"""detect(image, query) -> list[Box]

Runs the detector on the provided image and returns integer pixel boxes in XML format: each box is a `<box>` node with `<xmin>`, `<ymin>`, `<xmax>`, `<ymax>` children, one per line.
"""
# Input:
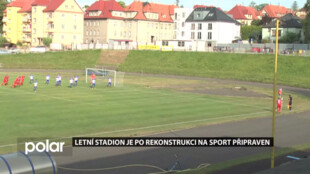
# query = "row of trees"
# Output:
<box><xmin>249</xmin><ymin>1</ymin><xmax>299</xmax><ymax>12</ymax></box>
<box><xmin>304</xmin><ymin>0</ymin><xmax>310</xmax><ymax>43</ymax></box>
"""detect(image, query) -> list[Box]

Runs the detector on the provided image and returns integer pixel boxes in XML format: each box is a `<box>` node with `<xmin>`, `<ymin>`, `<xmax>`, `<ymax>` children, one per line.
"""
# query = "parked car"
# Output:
<box><xmin>30</xmin><ymin>46</ymin><xmax>46</xmax><ymax>53</ymax></box>
<box><xmin>251</xmin><ymin>47</ymin><xmax>261</xmax><ymax>53</ymax></box>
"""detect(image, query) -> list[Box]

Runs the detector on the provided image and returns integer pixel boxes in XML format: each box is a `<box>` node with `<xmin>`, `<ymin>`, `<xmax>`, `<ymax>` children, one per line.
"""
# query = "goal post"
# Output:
<box><xmin>85</xmin><ymin>68</ymin><xmax>124</xmax><ymax>87</ymax></box>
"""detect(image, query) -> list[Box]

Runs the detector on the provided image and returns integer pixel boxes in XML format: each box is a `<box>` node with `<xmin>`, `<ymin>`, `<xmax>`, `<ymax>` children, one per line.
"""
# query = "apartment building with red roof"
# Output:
<box><xmin>227</xmin><ymin>5</ymin><xmax>262</xmax><ymax>25</ymax></box>
<box><xmin>3</xmin><ymin>0</ymin><xmax>84</xmax><ymax>46</ymax></box>
<box><xmin>260</xmin><ymin>5</ymin><xmax>294</xmax><ymax>18</ymax></box>
<box><xmin>84</xmin><ymin>0</ymin><xmax>176</xmax><ymax>44</ymax></box>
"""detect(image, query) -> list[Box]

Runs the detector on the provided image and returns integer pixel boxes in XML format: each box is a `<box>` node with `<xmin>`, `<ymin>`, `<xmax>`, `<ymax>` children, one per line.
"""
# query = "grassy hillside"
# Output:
<box><xmin>0</xmin><ymin>50</ymin><xmax>101</xmax><ymax>69</ymax></box>
<box><xmin>118</xmin><ymin>51</ymin><xmax>310</xmax><ymax>88</ymax></box>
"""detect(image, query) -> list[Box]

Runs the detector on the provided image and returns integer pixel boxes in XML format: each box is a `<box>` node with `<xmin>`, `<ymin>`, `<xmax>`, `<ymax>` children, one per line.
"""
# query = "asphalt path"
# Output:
<box><xmin>56</xmin><ymin>110</ymin><xmax>310</xmax><ymax>174</ymax></box>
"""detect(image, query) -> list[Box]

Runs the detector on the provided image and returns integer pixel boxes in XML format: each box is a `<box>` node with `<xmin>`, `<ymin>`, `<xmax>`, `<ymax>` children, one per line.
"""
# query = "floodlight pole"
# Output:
<box><xmin>271</xmin><ymin>19</ymin><xmax>279</xmax><ymax>169</ymax></box>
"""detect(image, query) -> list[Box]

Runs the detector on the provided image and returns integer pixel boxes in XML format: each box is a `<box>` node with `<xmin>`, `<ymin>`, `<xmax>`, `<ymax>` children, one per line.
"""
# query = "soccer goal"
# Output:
<box><xmin>85</xmin><ymin>68</ymin><xmax>124</xmax><ymax>87</ymax></box>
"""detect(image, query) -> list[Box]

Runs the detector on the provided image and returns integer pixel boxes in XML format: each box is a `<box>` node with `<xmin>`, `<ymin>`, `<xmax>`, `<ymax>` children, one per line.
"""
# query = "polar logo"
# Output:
<box><xmin>25</xmin><ymin>139</ymin><xmax>65</xmax><ymax>154</ymax></box>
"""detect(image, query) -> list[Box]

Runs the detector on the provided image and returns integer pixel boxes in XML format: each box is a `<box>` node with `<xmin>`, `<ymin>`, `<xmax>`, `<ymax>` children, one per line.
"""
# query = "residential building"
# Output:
<box><xmin>174</xmin><ymin>8</ymin><xmax>192</xmax><ymax>40</ymax></box>
<box><xmin>262</xmin><ymin>13</ymin><xmax>303</xmax><ymax>42</ymax></box>
<box><xmin>84</xmin><ymin>0</ymin><xmax>176</xmax><ymax>44</ymax></box>
<box><xmin>227</xmin><ymin>5</ymin><xmax>262</xmax><ymax>25</ymax></box>
<box><xmin>2</xmin><ymin>0</ymin><xmax>84</xmax><ymax>46</ymax></box>
<box><xmin>260</xmin><ymin>5</ymin><xmax>294</xmax><ymax>19</ymax></box>
<box><xmin>296</xmin><ymin>8</ymin><xmax>307</xmax><ymax>19</ymax></box>
<box><xmin>84</xmin><ymin>0</ymin><xmax>126</xmax><ymax>44</ymax></box>
<box><xmin>185</xmin><ymin>7</ymin><xmax>241</xmax><ymax>46</ymax></box>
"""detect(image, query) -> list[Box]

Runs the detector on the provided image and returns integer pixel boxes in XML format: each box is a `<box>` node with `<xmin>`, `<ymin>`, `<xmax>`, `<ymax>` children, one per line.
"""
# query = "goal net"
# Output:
<box><xmin>85</xmin><ymin>68</ymin><xmax>124</xmax><ymax>87</ymax></box>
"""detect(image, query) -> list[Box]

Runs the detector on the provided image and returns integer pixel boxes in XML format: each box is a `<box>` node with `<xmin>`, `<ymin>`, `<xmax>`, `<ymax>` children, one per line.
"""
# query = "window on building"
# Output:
<box><xmin>62</xmin><ymin>24</ymin><xmax>65</xmax><ymax>29</ymax></box>
<box><xmin>208</xmin><ymin>32</ymin><xmax>212</xmax><ymax>40</ymax></box>
<box><xmin>183</xmin><ymin>12</ymin><xmax>186</xmax><ymax>18</ymax></box>
<box><xmin>182</xmin><ymin>22</ymin><xmax>185</xmax><ymax>27</ymax></box>
<box><xmin>175</xmin><ymin>13</ymin><xmax>177</xmax><ymax>20</ymax></box>
<box><xmin>129</xmin><ymin>32</ymin><xmax>131</xmax><ymax>37</ymax></box>
<box><xmin>73</xmin><ymin>35</ymin><xmax>76</xmax><ymax>40</ymax></box>
<box><xmin>61</xmin><ymin>35</ymin><xmax>64</xmax><ymax>40</ymax></box>
<box><xmin>89</xmin><ymin>30</ymin><xmax>92</xmax><ymax>36</ymax></box>
<box><xmin>74</xmin><ymin>15</ymin><xmax>77</xmax><ymax>21</ymax></box>
<box><xmin>114</xmin><ymin>22</ymin><xmax>117</xmax><ymax>27</ymax></box>
<box><xmin>182</xmin><ymin>31</ymin><xmax>184</xmax><ymax>37</ymax></box>
<box><xmin>191</xmin><ymin>24</ymin><xmax>195</xmax><ymax>30</ymax></box>
<box><xmin>33</xmin><ymin>28</ymin><xmax>36</xmax><ymax>34</ymax></box>
<box><xmin>62</xmin><ymin>14</ymin><xmax>65</xmax><ymax>18</ymax></box>
<box><xmin>71</xmin><ymin>5</ymin><xmax>74</xmax><ymax>9</ymax></box>
<box><xmin>198</xmin><ymin>23</ymin><xmax>202</xmax><ymax>30</ymax></box>
<box><xmin>198</xmin><ymin>32</ymin><xmax>202</xmax><ymax>39</ymax></box>
<box><xmin>86</xmin><ymin>31</ymin><xmax>88</xmax><ymax>36</ymax></box>
<box><xmin>114</xmin><ymin>31</ymin><xmax>117</xmax><ymax>36</ymax></box>
<box><xmin>191</xmin><ymin>32</ymin><xmax>195</xmax><ymax>39</ymax></box>
<box><xmin>162</xmin><ymin>41</ymin><xmax>168</xmax><ymax>46</ymax></box>
<box><xmin>178</xmin><ymin>41</ymin><xmax>185</xmax><ymax>47</ymax></box>
<box><xmin>208</xmin><ymin>23</ymin><xmax>212</xmax><ymax>30</ymax></box>
<box><xmin>33</xmin><ymin>18</ymin><xmax>36</xmax><ymax>23</ymax></box>
<box><xmin>74</xmin><ymin>25</ymin><xmax>77</xmax><ymax>30</ymax></box>
<box><xmin>208</xmin><ymin>42</ymin><xmax>212</xmax><ymax>47</ymax></box>
<box><xmin>65</xmin><ymin>5</ymin><xmax>68</xmax><ymax>9</ymax></box>
<box><xmin>97</xmin><ymin>21</ymin><xmax>99</xmax><ymax>26</ymax></box>
<box><xmin>86</xmin><ymin>39</ymin><xmax>88</xmax><ymax>44</ymax></box>
<box><xmin>272</xmin><ymin>30</ymin><xmax>282</xmax><ymax>37</ymax></box>
<box><xmin>33</xmin><ymin>38</ymin><xmax>36</xmax><ymax>43</ymax></box>
<box><xmin>33</xmin><ymin>7</ymin><xmax>36</xmax><ymax>13</ymax></box>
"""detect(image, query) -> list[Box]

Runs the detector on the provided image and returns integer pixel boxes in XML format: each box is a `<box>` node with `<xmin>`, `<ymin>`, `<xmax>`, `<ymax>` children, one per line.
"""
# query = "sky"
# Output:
<box><xmin>76</xmin><ymin>0</ymin><xmax>307</xmax><ymax>11</ymax></box>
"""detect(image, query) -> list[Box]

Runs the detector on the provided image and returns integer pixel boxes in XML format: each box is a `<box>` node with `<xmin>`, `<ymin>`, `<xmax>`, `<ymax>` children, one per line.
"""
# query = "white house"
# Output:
<box><xmin>174</xmin><ymin>8</ymin><xmax>193</xmax><ymax>40</ymax></box>
<box><xmin>185</xmin><ymin>7</ymin><xmax>241</xmax><ymax>49</ymax></box>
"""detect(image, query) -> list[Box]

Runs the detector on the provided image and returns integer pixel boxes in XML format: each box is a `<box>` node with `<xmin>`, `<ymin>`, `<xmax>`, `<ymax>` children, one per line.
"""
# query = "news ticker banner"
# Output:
<box><xmin>73</xmin><ymin>137</ymin><xmax>274</xmax><ymax>147</ymax></box>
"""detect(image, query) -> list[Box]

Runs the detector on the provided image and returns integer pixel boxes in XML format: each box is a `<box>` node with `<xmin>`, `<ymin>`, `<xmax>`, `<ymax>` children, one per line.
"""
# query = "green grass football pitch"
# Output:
<box><xmin>0</xmin><ymin>73</ymin><xmax>270</xmax><ymax>153</ymax></box>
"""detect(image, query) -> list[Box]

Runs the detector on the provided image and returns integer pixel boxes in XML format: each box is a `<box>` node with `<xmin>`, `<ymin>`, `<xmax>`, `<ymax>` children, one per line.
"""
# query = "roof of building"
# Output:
<box><xmin>261</xmin><ymin>5</ymin><xmax>294</xmax><ymax>18</ymax></box>
<box><xmin>263</xmin><ymin>13</ymin><xmax>302</xmax><ymax>28</ymax></box>
<box><xmin>186</xmin><ymin>7</ymin><xmax>241</xmax><ymax>25</ymax></box>
<box><xmin>31</xmin><ymin>0</ymin><xmax>50</xmax><ymax>6</ymax></box>
<box><xmin>43</xmin><ymin>0</ymin><xmax>65</xmax><ymax>12</ymax></box>
<box><xmin>194</xmin><ymin>5</ymin><xmax>223</xmax><ymax>11</ymax></box>
<box><xmin>6</xmin><ymin>0</ymin><xmax>72</xmax><ymax>13</ymax></box>
<box><xmin>85</xmin><ymin>0</ymin><xmax>124</xmax><ymax>19</ymax></box>
<box><xmin>227</xmin><ymin>5</ymin><xmax>261</xmax><ymax>20</ymax></box>
<box><xmin>125</xmin><ymin>1</ymin><xmax>176</xmax><ymax>22</ymax></box>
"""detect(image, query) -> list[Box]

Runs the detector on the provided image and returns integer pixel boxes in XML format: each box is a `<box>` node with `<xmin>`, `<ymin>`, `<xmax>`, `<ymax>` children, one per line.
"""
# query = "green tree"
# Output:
<box><xmin>255</xmin><ymin>3</ymin><xmax>268</xmax><ymax>11</ymax></box>
<box><xmin>304</xmin><ymin>0</ymin><xmax>310</xmax><ymax>12</ymax></box>
<box><xmin>249</xmin><ymin>1</ymin><xmax>256</xmax><ymax>8</ymax></box>
<box><xmin>83</xmin><ymin>5</ymin><xmax>89</xmax><ymax>10</ymax></box>
<box><xmin>292</xmin><ymin>1</ymin><xmax>298</xmax><ymax>12</ymax></box>
<box><xmin>43</xmin><ymin>37</ymin><xmax>52</xmax><ymax>47</ymax></box>
<box><xmin>0</xmin><ymin>0</ymin><xmax>9</xmax><ymax>34</ymax></box>
<box><xmin>279</xmin><ymin>32</ymin><xmax>301</xmax><ymax>43</ymax></box>
<box><xmin>303</xmin><ymin>14</ymin><xmax>310</xmax><ymax>43</ymax></box>
<box><xmin>117</xmin><ymin>1</ymin><xmax>126</xmax><ymax>8</ymax></box>
<box><xmin>0</xmin><ymin>36</ymin><xmax>7</xmax><ymax>47</ymax></box>
<box><xmin>251</xmin><ymin>19</ymin><xmax>261</xmax><ymax>26</ymax></box>
<box><xmin>241</xmin><ymin>25</ymin><xmax>262</xmax><ymax>42</ymax></box>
